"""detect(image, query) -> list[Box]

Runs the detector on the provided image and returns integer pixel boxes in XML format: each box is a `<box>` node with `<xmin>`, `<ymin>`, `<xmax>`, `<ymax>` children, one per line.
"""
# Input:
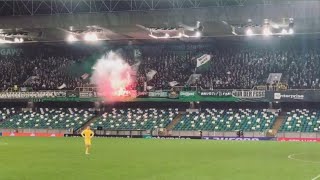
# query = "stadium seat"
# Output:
<box><xmin>279</xmin><ymin>109</ymin><xmax>320</xmax><ymax>132</ymax></box>
<box><xmin>0</xmin><ymin>108</ymin><xmax>95</xmax><ymax>130</ymax></box>
<box><xmin>91</xmin><ymin>108</ymin><xmax>178</xmax><ymax>130</ymax></box>
<box><xmin>173</xmin><ymin>109</ymin><xmax>277</xmax><ymax>132</ymax></box>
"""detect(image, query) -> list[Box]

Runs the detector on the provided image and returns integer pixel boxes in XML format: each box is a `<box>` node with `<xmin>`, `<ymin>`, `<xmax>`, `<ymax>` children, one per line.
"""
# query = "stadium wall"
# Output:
<box><xmin>277</xmin><ymin>132</ymin><xmax>320</xmax><ymax>138</ymax></box>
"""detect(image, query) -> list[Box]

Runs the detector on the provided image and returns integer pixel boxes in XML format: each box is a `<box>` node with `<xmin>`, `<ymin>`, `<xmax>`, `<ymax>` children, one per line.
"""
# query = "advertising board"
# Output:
<box><xmin>277</xmin><ymin>137</ymin><xmax>320</xmax><ymax>142</ymax></box>
<box><xmin>2</xmin><ymin>132</ymin><xmax>64</xmax><ymax>137</ymax></box>
<box><xmin>202</xmin><ymin>136</ymin><xmax>274</xmax><ymax>141</ymax></box>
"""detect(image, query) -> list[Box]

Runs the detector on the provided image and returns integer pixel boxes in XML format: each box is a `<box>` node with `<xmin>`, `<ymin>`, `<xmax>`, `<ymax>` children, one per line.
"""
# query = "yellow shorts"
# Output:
<box><xmin>84</xmin><ymin>139</ymin><xmax>91</xmax><ymax>146</ymax></box>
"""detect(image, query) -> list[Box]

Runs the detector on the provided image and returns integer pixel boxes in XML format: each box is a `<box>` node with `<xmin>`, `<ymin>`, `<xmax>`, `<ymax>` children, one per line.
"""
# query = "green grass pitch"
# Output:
<box><xmin>1</xmin><ymin>137</ymin><xmax>320</xmax><ymax>180</ymax></box>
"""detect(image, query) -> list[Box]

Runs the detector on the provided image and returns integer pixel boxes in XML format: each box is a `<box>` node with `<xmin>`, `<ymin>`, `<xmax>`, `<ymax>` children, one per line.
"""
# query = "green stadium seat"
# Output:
<box><xmin>0</xmin><ymin>108</ymin><xmax>94</xmax><ymax>130</ymax></box>
<box><xmin>279</xmin><ymin>109</ymin><xmax>320</xmax><ymax>132</ymax></box>
<box><xmin>92</xmin><ymin>108</ymin><xmax>178</xmax><ymax>130</ymax></box>
<box><xmin>173</xmin><ymin>109</ymin><xmax>277</xmax><ymax>132</ymax></box>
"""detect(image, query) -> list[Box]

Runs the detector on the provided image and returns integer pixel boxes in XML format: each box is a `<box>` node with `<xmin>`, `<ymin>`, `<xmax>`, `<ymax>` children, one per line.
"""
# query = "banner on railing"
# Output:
<box><xmin>66</xmin><ymin>91</ymin><xmax>79</xmax><ymax>98</ymax></box>
<box><xmin>79</xmin><ymin>92</ymin><xmax>95</xmax><ymax>98</ymax></box>
<box><xmin>2</xmin><ymin>89</ymin><xmax>320</xmax><ymax>102</ymax></box>
<box><xmin>199</xmin><ymin>90</ymin><xmax>233</xmax><ymax>97</ymax></box>
<box><xmin>179</xmin><ymin>91</ymin><xmax>196</xmax><ymax>97</ymax></box>
<box><xmin>232</xmin><ymin>90</ymin><xmax>265</xmax><ymax>99</ymax></box>
<box><xmin>0</xmin><ymin>91</ymin><xmax>65</xmax><ymax>99</ymax></box>
<box><xmin>265</xmin><ymin>90</ymin><xmax>320</xmax><ymax>102</ymax></box>
<box><xmin>199</xmin><ymin>90</ymin><xmax>265</xmax><ymax>99</ymax></box>
<box><xmin>148</xmin><ymin>91</ymin><xmax>168</xmax><ymax>98</ymax></box>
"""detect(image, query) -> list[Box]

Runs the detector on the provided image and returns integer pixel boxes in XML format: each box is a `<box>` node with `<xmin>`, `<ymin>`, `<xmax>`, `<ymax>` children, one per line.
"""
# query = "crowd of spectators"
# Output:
<box><xmin>139</xmin><ymin>44</ymin><xmax>320</xmax><ymax>90</ymax></box>
<box><xmin>1</xmin><ymin>42</ymin><xmax>320</xmax><ymax>91</ymax></box>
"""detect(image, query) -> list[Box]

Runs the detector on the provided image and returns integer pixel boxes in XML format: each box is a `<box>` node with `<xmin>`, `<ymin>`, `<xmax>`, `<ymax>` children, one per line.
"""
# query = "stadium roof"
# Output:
<box><xmin>0</xmin><ymin>0</ymin><xmax>319</xmax><ymax>42</ymax></box>
<box><xmin>0</xmin><ymin>0</ymin><xmax>310</xmax><ymax>16</ymax></box>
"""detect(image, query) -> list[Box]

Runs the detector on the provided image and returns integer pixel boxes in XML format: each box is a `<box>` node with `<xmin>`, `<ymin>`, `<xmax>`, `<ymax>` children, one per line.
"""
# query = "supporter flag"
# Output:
<box><xmin>57</xmin><ymin>83</ymin><xmax>66</xmax><ymax>89</ymax></box>
<box><xmin>169</xmin><ymin>81</ymin><xmax>179</xmax><ymax>87</ymax></box>
<box><xmin>147</xmin><ymin>86</ymin><xmax>154</xmax><ymax>90</ymax></box>
<box><xmin>131</xmin><ymin>61</ymin><xmax>141</xmax><ymax>73</ymax></box>
<box><xmin>196</xmin><ymin>54</ymin><xmax>211</xmax><ymax>72</ymax></box>
<box><xmin>187</xmin><ymin>74</ymin><xmax>201</xmax><ymax>85</ymax></box>
<box><xmin>81</xmin><ymin>73</ymin><xmax>90</xmax><ymax>80</ymax></box>
<box><xmin>146</xmin><ymin>70</ymin><xmax>157</xmax><ymax>81</ymax></box>
<box><xmin>23</xmin><ymin>76</ymin><xmax>39</xmax><ymax>85</ymax></box>
<box><xmin>134</xmin><ymin>49</ymin><xmax>142</xmax><ymax>59</ymax></box>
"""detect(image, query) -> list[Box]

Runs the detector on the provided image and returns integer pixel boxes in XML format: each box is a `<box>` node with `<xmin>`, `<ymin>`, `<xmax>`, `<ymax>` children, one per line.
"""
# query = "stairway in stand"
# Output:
<box><xmin>164</xmin><ymin>113</ymin><xmax>184</xmax><ymax>135</ymax></box>
<box><xmin>267</xmin><ymin>111</ymin><xmax>286</xmax><ymax>137</ymax></box>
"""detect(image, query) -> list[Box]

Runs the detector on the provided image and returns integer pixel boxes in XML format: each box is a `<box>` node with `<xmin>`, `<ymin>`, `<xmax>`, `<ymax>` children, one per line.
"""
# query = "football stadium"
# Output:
<box><xmin>2</xmin><ymin>0</ymin><xmax>320</xmax><ymax>179</ymax></box>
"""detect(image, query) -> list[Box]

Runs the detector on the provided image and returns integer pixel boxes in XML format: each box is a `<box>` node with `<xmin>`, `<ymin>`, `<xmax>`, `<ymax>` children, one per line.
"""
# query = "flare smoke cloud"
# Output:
<box><xmin>91</xmin><ymin>51</ymin><xmax>137</xmax><ymax>103</ymax></box>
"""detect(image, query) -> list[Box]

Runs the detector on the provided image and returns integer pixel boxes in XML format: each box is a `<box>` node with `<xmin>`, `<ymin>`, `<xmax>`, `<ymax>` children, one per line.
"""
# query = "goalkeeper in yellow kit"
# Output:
<box><xmin>81</xmin><ymin>126</ymin><xmax>94</xmax><ymax>155</ymax></box>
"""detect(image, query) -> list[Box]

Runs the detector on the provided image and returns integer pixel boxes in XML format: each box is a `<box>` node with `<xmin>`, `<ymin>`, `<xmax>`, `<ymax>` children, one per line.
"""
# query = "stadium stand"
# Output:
<box><xmin>91</xmin><ymin>108</ymin><xmax>178</xmax><ymax>130</ymax></box>
<box><xmin>173</xmin><ymin>109</ymin><xmax>277</xmax><ymax>131</ymax></box>
<box><xmin>0</xmin><ymin>108</ymin><xmax>95</xmax><ymax>129</ymax></box>
<box><xmin>1</xmin><ymin>43</ymin><xmax>320</xmax><ymax>91</ymax></box>
<box><xmin>279</xmin><ymin>109</ymin><xmax>320</xmax><ymax>132</ymax></box>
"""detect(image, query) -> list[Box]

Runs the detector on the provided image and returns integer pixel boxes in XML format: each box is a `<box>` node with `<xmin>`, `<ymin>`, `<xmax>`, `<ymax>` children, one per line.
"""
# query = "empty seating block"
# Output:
<box><xmin>279</xmin><ymin>109</ymin><xmax>320</xmax><ymax>132</ymax></box>
<box><xmin>0</xmin><ymin>108</ymin><xmax>15</xmax><ymax>121</ymax></box>
<box><xmin>91</xmin><ymin>108</ymin><xmax>178</xmax><ymax>130</ymax></box>
<box><xmin>0</xmin><ymin>108</ymin><xmax>94</xmax><ymax>129</ymax></box>
<box><xmin>173</xmin><ymin>109</ymin><xmax>277</xmax><ymax>131</ymax></box>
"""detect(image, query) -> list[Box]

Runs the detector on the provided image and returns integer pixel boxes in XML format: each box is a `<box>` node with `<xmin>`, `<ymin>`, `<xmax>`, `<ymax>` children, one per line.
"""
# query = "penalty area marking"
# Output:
<box><xmin>288</xmin><ymin>153</ymin><xmax>320</xmax><ymax>164</ymax></box>
<box><xmin>288</xmin><ymin>153</ymin><xmax>320</xmax><ymax>180</ymax></box>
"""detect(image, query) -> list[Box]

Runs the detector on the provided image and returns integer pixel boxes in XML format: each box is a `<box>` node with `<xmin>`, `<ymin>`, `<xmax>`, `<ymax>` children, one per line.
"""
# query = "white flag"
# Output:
<box><xmin>81</xmin><ymin>73</ymin><xmax>89</xmax><ymax>80</ymax></box>
<box><xmin>57</xmin><ymin>83</ymin><xmax>66</xmax><ymax>89</ymax></box>
<box><xmin>23</xmin><ymin>76</ymin><xmax>39</xmax><ymax>85</ymax></box>
<box><xmin>196</xmin><ymin>54</ymin><xmax>211</xmax><ymax>68</ymax></box>
<box><xmin>134</xmin><ymin>49</ymin><xmax>142</xmax><ymax>58</ymax></box>
<box><xmin>187</xmin><ymin>74</ymin><xmax>201</xmax><ymax>85</ymax></box>
<box><xmin>131</xmin><ymin>61</ymin><xmax>141</xmax><ymax>72</ymax></box>
<box><xmin>146</xmin><ymin>70</ymin><xmax>157</xmax><ymax>81</ymax></box>
<box><xmin>169</xmin><ymin>81</ymin><xmax>179</xmax><ymax>87</ymax></box>
<box><xmin>147</xmin><ymin>86</ymin><xmax>154</xmax><ymax>90</ymax></box>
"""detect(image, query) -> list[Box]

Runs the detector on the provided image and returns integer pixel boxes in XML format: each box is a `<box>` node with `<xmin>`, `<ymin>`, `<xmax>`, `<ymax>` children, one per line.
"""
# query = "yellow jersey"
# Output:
<box><xmin>81</xmin><ymin>129</ymin><xmax>94</xmax><ymax>140</ymax></box>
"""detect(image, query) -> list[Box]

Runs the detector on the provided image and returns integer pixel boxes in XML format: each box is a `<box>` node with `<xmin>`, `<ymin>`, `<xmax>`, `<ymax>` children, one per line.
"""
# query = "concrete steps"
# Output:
<box><xmin>165</xmin><ymin>113</ymin><xmax>184</xmax><ymax>131</ymax></box>
<box><xmin>268</xmin><ymin>112</ymin><xmax>286</xmax><ymax>137</ymax></box>
<box><xmin>76</xmin><ymin>115</ymin><xmax>99</xmax><ymax>133</ymax></box>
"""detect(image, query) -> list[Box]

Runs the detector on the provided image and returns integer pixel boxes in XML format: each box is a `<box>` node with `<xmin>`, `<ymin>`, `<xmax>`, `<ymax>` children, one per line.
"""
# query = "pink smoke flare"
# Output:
<box><xmin>91</xmin><ymin>51</ymin><xmax>137</xmax><ymax>103</ymax></box>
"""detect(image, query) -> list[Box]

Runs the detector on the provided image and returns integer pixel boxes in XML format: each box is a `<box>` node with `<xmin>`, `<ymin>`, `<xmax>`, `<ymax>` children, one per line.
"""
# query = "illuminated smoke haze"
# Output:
<box><xmin>91</xmin><ymin>51</ymin><xmax>137</xmax><ymax>103</ymax></box>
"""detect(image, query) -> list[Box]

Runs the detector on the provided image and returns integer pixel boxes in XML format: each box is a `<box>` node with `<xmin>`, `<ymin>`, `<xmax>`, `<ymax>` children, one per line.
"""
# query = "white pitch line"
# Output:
<box><xmin>288</xmin><ymin>153</ymin><xmax>320</xmax><ymax>164</ymax></box>
<box><xmin>312</xmin><ymin>174</ymin><xmax>320</xmax><ymax>180</ymax></box>
<box><xmin>288</xmin><ymin>153</ymin><xmax>320</xmax><ymax>180</ymax></box>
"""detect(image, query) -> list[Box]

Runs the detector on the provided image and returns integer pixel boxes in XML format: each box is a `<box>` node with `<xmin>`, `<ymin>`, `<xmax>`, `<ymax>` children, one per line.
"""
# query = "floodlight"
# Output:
<box><xmin>195</xmin><ymin>31</ymin><xmax>201</xmax><ymax>37</ymax></box>
<box><xmin>246</xmin><ymin>28</ymin><xmax>253</xmax><ymax>36</ymax></box>
<box><xmin>288</xmin><ymin>28</ymin><xmax>294</xmax><ymax>34</ymax></box>
<box><xmin>263</xmin><ymin>28</ymin><xmax>272</xmax><ymax>36</ymax></box>
<box><xmin>84</xmin><ymin>32</ymin><xmax>98</xmax><ymax>41</ymax></box>
<box><xmin>67</xmin><ymin>35</ymin><xmax>77</xmax><ymax>42</ymax></box>
<box><xmin>281</xmin><ymin>29</ymin><xmax>288</xmax><ymax>35</ymax></box>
